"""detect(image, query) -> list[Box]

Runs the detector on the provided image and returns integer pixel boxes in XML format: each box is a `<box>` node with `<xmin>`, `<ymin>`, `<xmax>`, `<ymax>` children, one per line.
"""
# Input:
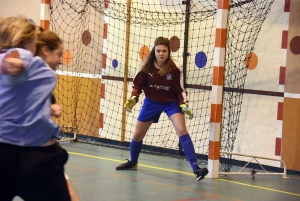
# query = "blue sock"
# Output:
<box><xmin>179</xmin><ymin>134</ymin><xmax>198</xmax><ymax>171</ymax></box>
<box><xmin>130</xmin><ymin>139</ymin><xmax>143</xmax><ymax>164</ymax></box>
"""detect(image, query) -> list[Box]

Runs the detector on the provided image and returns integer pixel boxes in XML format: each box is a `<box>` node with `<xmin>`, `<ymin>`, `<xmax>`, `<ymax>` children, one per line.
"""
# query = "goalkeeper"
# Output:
<box><xmin>116</xmin><ymin>37</ymin><xmax>208</xmax><ymax>181</ymax></box>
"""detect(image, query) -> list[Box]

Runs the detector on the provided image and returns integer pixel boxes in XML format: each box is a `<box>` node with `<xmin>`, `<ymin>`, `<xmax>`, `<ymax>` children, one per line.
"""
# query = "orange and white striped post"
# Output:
<box><xmin>40</xmin><ymin>0</ymin><xmax>51</xmax><ymax>30</ymax></box>
<box><xmin>208</xmin><ymin>0</ymin><xmax>230</xmax><ymax>178</ymax></box>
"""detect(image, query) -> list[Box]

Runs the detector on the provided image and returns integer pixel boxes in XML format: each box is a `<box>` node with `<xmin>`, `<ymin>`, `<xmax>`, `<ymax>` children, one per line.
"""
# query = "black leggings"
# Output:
<box><xmin>0</xmin><ymin>142</ymin><xmax>71</xmax><ymax>201</ymax></box>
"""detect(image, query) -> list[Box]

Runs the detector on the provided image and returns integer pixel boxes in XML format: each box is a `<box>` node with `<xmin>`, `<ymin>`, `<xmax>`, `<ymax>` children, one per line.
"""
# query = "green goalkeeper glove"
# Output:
<box><xmin>124</xmin><ymin>96</ymin><xmax>137</xmax><ymax>112</ymax></box>
<box><xmin>180</xmin><ymin>104</ymin><xmax>193</xmax><ymax>120</ymax></box>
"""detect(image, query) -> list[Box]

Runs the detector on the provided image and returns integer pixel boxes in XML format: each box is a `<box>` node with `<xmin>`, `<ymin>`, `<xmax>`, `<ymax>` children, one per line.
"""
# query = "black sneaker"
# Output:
<box><xmin>116</xmin><ymin>159</ymin><xmax>138</xmax><ymax>170</ymax></box>
<box><xmin>194</xmin><ymin>166</ymin><xmax>208</xmax><ymax>181</ymax></box>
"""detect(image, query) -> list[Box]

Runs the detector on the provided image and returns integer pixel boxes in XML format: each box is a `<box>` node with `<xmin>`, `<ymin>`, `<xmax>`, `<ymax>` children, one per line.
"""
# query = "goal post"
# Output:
<box><xmin>208</xmin><ymin>0</ymin><xmax>229</xmax><ymax>179</ymax></box>
<box><xmin>47</xmin><ymin>0</ymin><xmax>275</xmax><ymax>175</ymax></box>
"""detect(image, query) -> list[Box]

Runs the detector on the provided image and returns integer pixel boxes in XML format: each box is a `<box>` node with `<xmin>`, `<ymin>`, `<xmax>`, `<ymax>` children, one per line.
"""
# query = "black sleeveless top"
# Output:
<box><xmin>51</xmin><ymin>93</ymin><xmax>56</xmax><ymax>104</ymax></box>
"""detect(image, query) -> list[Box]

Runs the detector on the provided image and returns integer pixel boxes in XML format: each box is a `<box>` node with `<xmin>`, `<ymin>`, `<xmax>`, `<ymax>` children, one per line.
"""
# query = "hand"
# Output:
<box><xmin>51</xmin><ymin>104</ymin><xmax>63</xmax><ymax>117</ymax></box>
<box><xmin>2</xmin><ymin>57</ymin><xmax>24</xmax><ymax>76</ymax></box>
<box><xmin>124</xmin><ymin>96</ymin><xmax>137</xmax><ymax>112</ymax></box>
<box><xmin>180</xmin><ymin>104</ymin><xmax>193</xmax><ymax>120</ymax></box>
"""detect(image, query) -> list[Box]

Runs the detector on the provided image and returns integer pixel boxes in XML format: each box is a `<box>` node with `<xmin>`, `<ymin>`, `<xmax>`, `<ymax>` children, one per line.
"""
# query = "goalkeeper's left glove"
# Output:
<box><xmin>180</xmin><ymin>104</ymin><xmax>193</xmax><ymax>120</ymax></box>
<box><xmin>124</xmin><ymin>96</ymin><xmax>137</xmax><ymax>112</ymax></box>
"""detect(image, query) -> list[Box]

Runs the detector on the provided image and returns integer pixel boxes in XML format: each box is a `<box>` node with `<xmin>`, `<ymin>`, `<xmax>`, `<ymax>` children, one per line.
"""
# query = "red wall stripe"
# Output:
<box><xmin>275</xmin><ymin>137</ymin><xmax>282</xmax><ymax>156</ymax></box>
<box><xmin>104</xmin><ymin>0</ymin><xmax>109</xmax><ymax>8</ymax></box>
<box><xmin>277</xmin><ymin>102</ymin><xmax>283</xmax><ymax>120</ymax></box>
<box><xmin>281</xmin><ymin>31</ymin><xmax>288</xmax><ymax>49</ymax></box>
<box><xmin>284</xmin><ymin>0</ymin><xmax>290</xmax><ymax>12</ymax></box>
<box><xmin>102</xmin><ymin>54</ymin><xmax>107</xmax><ymax>69</ymax></box>
<box><xmin>101</xmin><ymin>83</ymin><xmax>105</xmax><ymax>99</ymax></box>
<box><xmin>103</xmin><ymin>23</ymin><xmax>108</xmax><ymax>39</ymax></box>
<box><xmin>279</xmin><ymin>66</ymin><xmax>286</xmax><ymax>85</ymax></box>
<box><xmin>99</xmin><ymin>113</ymin><xmax>104</xmax><ymax>128</ymax></box>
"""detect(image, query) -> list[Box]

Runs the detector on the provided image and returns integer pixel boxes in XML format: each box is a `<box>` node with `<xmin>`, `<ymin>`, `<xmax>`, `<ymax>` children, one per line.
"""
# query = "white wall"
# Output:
<box><xmin>0</xmin><ymin>0</ymin><xmax>40</xmax><ymax>24</ymax></box>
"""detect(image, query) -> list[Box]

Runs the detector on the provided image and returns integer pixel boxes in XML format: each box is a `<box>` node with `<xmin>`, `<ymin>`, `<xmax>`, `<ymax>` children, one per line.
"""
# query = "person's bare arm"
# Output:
<box><xmin>1</xmin><ymin>55</ymin><xmax>24</xmax><ymax>76</ymax></box>
<box><xmin>51</xmin><ymin>104</ymin><xmax>63</xmax><ymax>117</ymax></box>
<box><xmin>65</xmin><ymin>174</ymin><xmax>80</xmax><ymax>201</ymax></box>
<box><xmin>3</xmin><ymin>58</ymin><xmax>24</xmax><ymax>76</ymax></box>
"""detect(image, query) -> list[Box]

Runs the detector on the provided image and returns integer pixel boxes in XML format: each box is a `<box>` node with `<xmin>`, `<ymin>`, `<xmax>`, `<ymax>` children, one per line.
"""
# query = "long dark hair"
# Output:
<box><xmin>35</xmin><ymin>28</ymin><xmax>62</xmax><ymax>56</ymax></box>
<box><xmin>140</xmin><ymin>37</ymin><xmax>175</xmax><ymax>76</ymax></box>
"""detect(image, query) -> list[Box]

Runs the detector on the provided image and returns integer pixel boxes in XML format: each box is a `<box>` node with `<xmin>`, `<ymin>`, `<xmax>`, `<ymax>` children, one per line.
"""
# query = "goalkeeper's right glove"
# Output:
<box><xmin>180</xmin><ymin>104</ymin><xmax>194</xmax><ymax>120</ymax></box>
<box><xmin>124</xmin><ymin>96</ymin><xmax>137</xmax><ymax>112</ymax></box>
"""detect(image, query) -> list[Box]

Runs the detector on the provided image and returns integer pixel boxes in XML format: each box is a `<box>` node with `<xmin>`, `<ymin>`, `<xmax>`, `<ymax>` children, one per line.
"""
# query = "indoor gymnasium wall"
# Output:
<box><xmin>233</xmin><ymin>0</ymin><xmax>285</xmax><ymax>167</ymax></box>
<box><xmin>281</xmin><ymin>0</ymin><xmax>300</xmax><ymax>171</ymax></box>
<box><xmin>0</xmin><ymin>0</ymin><xmax>40</xmax><ymax>23</ymax></box>
<box><xmin>233</xmin><ymin>0</ymin><xmax>300</xmax><ymax>171</ymax></box>
<box><xmin>0</xmin><ymin>0</ymin><xmax>299</xmax><ymax>171</ymax></box>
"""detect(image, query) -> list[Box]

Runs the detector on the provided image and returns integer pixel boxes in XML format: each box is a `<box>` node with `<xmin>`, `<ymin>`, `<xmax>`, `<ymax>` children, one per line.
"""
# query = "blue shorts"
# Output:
<box><xmin>137</xmin><ymin>97</ymin><xmax>183</xmax><ymax>123</ymax></box>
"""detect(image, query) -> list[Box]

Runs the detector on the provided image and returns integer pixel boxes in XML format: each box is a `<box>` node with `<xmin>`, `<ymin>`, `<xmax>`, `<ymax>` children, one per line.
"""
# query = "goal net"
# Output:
<box><xmin>50</xmin><ymin>0</ymin><xmax>274</xmax><ymax>171</ymax></box>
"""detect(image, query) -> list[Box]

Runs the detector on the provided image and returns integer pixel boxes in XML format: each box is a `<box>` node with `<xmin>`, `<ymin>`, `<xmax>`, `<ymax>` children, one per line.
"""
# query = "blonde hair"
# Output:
<box><xmin>140</xmin><ymin>36</ymin><xmax>175</xmax><ymax>76</ymax></box>
<box><xmin>35</xmin><ymin>29</ymin><xmax>62</xmax><ymax>56</ymax></box>
<box><xmin>0</xmin><ymin>16</ymin><xmax>37</xmax><ymax>49</ymax></box>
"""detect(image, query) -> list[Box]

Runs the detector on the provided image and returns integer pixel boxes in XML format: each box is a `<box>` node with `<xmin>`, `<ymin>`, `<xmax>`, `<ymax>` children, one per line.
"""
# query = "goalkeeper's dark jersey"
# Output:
<box><xmin>131</xmin><ymin>60</ymin><xmax>187</xmax><ymax>105</ymax></box>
